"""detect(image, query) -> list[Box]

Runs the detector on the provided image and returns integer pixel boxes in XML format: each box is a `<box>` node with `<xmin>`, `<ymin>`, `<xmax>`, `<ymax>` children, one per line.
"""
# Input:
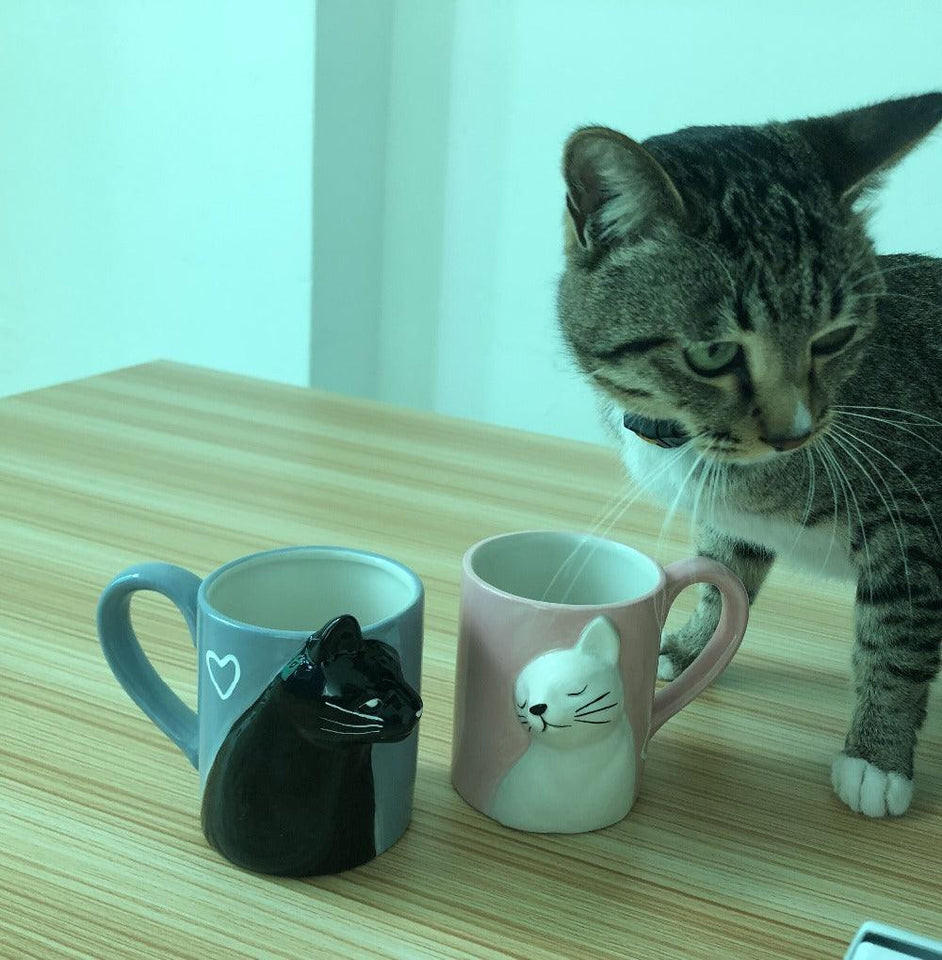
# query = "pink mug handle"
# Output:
<box><xmin>650</xmin><ymin>556</ymin><xmax>749</xmax><ymax>737</ymax></box>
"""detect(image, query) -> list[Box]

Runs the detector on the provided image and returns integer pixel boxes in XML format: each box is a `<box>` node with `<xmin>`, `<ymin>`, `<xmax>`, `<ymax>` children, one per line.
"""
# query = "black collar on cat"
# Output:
<box><xmin>623</xmin><ymin>412</ymin><xmax>690</xmax><ymax>448</ymax></box>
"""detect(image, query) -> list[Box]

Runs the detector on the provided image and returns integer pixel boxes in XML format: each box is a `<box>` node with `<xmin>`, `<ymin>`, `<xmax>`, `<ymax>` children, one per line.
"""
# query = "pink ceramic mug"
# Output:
<box><xmin>451</xmin><ymin>531</ymin><xmax>750</xmax><ymax>833</ymax></box>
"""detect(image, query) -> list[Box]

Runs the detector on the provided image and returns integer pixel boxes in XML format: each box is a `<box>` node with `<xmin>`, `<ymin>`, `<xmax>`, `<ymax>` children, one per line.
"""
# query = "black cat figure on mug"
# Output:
<box><xmin>201</xmin><ymin>614</ymin><xmax>423</xmax><ymax>876</ymax></box>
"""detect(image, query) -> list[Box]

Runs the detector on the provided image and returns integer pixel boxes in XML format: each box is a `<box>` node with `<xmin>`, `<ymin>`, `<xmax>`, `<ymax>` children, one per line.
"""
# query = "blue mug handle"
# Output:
<box><xmin>97</xmin><ymin>563</ymin><xmax>202</xmax><ymax>768</ymax></box>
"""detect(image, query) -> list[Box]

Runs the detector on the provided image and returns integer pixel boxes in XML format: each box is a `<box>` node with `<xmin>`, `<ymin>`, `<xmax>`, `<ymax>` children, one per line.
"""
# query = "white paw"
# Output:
<box><xmin>657</xmin><ymin>654</ymin><xmax>679</xmax><ymax>681</ymax></box>
<box><xmin>831</xmin><ymin>753</ymin><xmax>914</xmax><ymax>817</ymax></box>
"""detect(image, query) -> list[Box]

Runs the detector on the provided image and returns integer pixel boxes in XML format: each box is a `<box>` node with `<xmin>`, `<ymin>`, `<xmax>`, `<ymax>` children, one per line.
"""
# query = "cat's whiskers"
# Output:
<box><xmin>655</xmin><ymin>440</ymin><xmax>715</xmax><ymax>562</ymax></box>
<box><xmin>537</xmin><ymin>489</ymin><xmax>635</xmax><ymax>604</ymax></box>
<box><xmin>574</xmin><ymin>690</ymin><xmax>619</xmax><ymax>722</ymax></box>
<box><xmin>851</xmin><ymin>289</ymin><xmax>942</xmax><ymax>314</ymax></box>
<box><xmin>689</xmin><ymin>446</ymin><xmax>715</xmax><ymax>532</ymax></box>
<box><xmin>574</xmin><ymin>704</ymin><xmax>618</xmax><ymax>718</ymax></box>
<box><xmin>832</xmin><ymin>409</ymin><xmax>942</xmax><ymax>450</ymax></box>
<box><xmin>831</xmin><ymin>413</ymin><xmax>942</xmax><ymax>548</ymax></box>
<box><xmin>324</xmin><ymin>702</ymin><xmax>383</xmax><ymax>722</ymax></box>
<box><xmin>828</xmin><ymin>425</ymin><xmax>912</xmax><ymax>607</ymax></box>
<box><xmin>811</xmin><ymin>443</ymin><xmax>841</xmax><ymax>575</ymax></box>
<box><xmin>785</xmin><ymin>448</ymin><xmax>817</xmax><ymax>555</ymax></box>
<box><xmin>652</xmin><ymin>445</ymin><xmax>712</xmax><ymax>625</ymax></box>
<box><xmin>848</xmin><ymin>259</ymin><xmax>933</xmax><ymax>291</ymax></box>
<box><xmin>820</xmin><ymin>436</ymin><xmax>874</xmax><ymax>590</ymax></box>
<box><xmin>832</xmin><ymin>404</ymin><xmax>942</xmax><ymax>428</ymax></box>
<box><xmin>320</xmin><ymin>718</ymin><xmax>383</xmax><ymax>731</ymax></box>
<box><xmin>546</xmin><ymin>445</ymin><xmax>689</xmax><ymax>604</ymax></box>
<box><xmin>832</xmin><ymin>417</ymin><xmax>942</xmax><ymax>549</ymax></box>
<box><xmin>574</xmin><ymin>690</ymin><xmax>613</xmax><ymax>712</ymax></box>
<box><xmin>707</xmin><ymin>453</ymin><xmax>725</xmax><ymax>525</ymax></box>
<box><xmin>319</xmin><ymin>726</ymin><xmax>382</xmax><ymax>736</ymax></box>
<box><xmin>712</xmin><ymin>453</ymin><xmax>732</xmax><ymax>526</ymax></box>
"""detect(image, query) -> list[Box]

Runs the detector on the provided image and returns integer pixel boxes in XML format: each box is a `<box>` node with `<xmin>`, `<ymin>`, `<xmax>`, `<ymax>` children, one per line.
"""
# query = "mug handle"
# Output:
<box><xmin>96</xmin><ymin>562</ymin><xmax>202</xmax><ymax>768</ymax></box>
<box><xmin>649</xmin><ymin>557</ymin><xmax>749</xmax><ymax>737</ymax></box>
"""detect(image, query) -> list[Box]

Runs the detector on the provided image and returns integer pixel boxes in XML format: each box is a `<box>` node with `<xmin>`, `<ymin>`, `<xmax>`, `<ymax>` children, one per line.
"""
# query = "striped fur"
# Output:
<box><xmin>558</xmin><ymin>94</ymin><xmax>942</xmax><ymax>817</ymax></box>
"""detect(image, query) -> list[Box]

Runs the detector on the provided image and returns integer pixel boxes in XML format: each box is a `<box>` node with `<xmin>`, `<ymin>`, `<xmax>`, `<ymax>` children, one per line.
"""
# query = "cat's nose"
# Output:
<box><xmin>761</xmin><ymin>430</ymin><xmax>812</xmax><ymax>452</ymax></box>
<box><xmin>529</xmin><ymin>703</ymin><xmax>547</xmax><ymax>717</ymax></box>
<box><xmin>760</xmin><ymin>399</ymin><xmax>814</xmax><ymax>451</ymax></box>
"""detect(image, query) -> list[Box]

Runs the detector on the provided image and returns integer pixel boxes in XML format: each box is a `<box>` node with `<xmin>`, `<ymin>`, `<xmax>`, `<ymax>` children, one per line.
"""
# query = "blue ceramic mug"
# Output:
<box><xmin>97</xmin><ymin>545</ymin><xmax>424</xmax><ymax>876</ymax></box>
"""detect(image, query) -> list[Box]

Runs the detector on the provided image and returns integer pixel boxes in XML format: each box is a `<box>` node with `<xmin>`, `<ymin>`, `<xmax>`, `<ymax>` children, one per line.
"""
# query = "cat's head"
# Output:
<box><xmin>277</xmin><ymin>614</ymin><xmax>423</xmax><ymax>745</ymax></box>
<box><xmin>514</xmin><ymin>616</ymin><xmax>625</xmax><ymax>747</ymax></box>
<box><xmin>558</xmin><ymin>93</ymin><xmax>942</xmax><ymax>462</ymax></box>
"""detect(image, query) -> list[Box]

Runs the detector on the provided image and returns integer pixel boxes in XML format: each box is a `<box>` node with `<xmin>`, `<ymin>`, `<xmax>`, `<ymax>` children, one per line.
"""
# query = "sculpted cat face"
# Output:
<box><xmin>514</xmin><ymin>617</ymin><xmax>625</xmax><ymax>746</ymax></box>
<box><xmin>557</xmin><ymin>97</ymin><xmax>942</xmax><ymax>462</ymax></box>
<box><xmin>279</xmin><ymin>614</ymin><xmax>423</xmax><ymax>745</ymax></box>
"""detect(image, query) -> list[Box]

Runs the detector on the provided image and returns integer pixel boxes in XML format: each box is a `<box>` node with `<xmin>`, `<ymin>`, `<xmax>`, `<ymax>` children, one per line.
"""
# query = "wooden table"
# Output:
<box><xmin>3</xmin><ymin>361</ymin><xmax>941</xmax><ymax>959</ymax></box>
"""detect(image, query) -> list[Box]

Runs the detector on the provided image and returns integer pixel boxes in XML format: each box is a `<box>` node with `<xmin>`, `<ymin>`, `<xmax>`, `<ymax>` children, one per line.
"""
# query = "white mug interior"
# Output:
<box><xmin>469</xmin><ymin>531</ymin><xmax>662</xmax><ymax>606</ymax></box>
<box><xmin>203</xmin><ymin>547</ymin><xmax>421</xmax><ymax>632</ymax></box>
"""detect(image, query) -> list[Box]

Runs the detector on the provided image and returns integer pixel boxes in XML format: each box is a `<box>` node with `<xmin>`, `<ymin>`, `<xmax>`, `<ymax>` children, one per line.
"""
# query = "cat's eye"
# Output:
<box><xmin>362</xmin><ymin>698</ymin><xmax>381</xmax><ymax>709</ymax></box>
<box><xmin>811</xmin><ymin>324</ymin><xmax>857</xmax><ymax>357</ymax></box>
<box><xmin>683</xmin><ymin>341</ymin><xmax>744</xmax><ymax>377</ymax></box>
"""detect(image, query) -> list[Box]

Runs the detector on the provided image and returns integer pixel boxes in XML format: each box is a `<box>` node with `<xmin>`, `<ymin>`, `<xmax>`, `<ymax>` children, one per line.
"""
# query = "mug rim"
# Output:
<box><xmin>198</xmin><ymin>544</ymin><xmax>424</xmax><ymax>638</ymax></box>
<box><xmin>463</xmin><ymin>530</ymin><xmax>666</xmax><ymax>610</ymax></box>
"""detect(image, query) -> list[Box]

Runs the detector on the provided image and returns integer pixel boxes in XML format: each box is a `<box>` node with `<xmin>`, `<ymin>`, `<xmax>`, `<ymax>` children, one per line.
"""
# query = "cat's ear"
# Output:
<box><xmin>576</xmin><ymin>616</ymin><xmax>620</xmax><ymax>666</ymax></box>
<box><xmin>793</xmin><ymin>92</ymin><xmax>942</xmax><ymax>203</ymax></box>
<box><xmin>309</xmin><ymin>614</ymin><xmax>365</xmax><ymax>659</ymax></box>
<box><xmin>562</xmin><ymin>126</ymin><xmax>686</xmax><ymax>255</ymax></box>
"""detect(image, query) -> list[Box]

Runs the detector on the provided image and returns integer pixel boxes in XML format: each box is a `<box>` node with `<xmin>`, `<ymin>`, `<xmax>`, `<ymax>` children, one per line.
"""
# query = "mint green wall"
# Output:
<box><xmin>0</xmin><ymin>1</ymin><xmax>314</xmax><ymax>397</ymax></box>
<box><xmin>309</xmin><ymin>0</ymin><xmax>393</xmax><ymax>400</ymax></box>
<box><xmin>4</xmin><ymin>0</ymin><xmax>939</xmax><ymax>447</ymax></box>
<box><xmin>390</xmin><ymin>0</ymin><xmax>942</xmax><ymax>442</ymax></box>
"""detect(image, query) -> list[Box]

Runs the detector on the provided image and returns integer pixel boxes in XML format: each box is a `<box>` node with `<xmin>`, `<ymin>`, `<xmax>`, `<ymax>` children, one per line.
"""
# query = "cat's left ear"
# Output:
<box><xmin>309</xmin><ymin>614</ymin><xmax>365</xmax><ymax>659</ymax></box>
<box><xmin>793</xmin><ymin>92</ymin><xmax>942</xmax><ymax>203</ymax></box>
<box><xmin>576</xmin><ymin>616</ymin><xmax>621</xmax><ymax>666</ymax></box>
<box><xmin>562</xmin><ymin>126</ymin><xmax>686</xmax><ymax>255</ymax></box>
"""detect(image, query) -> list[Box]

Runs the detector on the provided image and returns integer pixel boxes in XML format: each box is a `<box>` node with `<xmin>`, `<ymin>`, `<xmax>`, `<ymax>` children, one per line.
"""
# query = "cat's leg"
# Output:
<box><xmin>831</xmin><ymin>561</ymin><xmax>942</xmax><ymax>817</ymax></box>
<box><xmin>658</xmin><ymin>524</ymin><xmax>775</xmax><ymax>680</ymax></box>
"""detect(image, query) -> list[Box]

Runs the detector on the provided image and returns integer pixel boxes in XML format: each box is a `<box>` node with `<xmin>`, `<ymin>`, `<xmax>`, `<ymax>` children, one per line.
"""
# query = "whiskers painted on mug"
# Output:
<box><xmin>573</xmin><ymin>690</ymin><xmax>618</xmax><ymax>724</ymax></box>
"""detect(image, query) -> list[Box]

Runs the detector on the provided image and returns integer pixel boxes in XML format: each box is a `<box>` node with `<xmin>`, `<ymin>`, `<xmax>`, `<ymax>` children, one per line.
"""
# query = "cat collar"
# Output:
<box><xmin>622</xmin><ymin>412</ymin><xmax>689</xmax><ymax>448</ymax></box>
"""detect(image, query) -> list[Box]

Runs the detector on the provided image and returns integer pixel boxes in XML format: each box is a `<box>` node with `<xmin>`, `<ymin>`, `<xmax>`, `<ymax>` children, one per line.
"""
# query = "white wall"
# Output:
<box><xmin>0</xmin><ymin>0</ymin><xmax>314</xmax><ymax>398</ymax></box>
<box><xmin>310</xmin><ymin>0</ymin><xmax>457</xmax><ymax>411</ymax></box>
<box><xmin>310</xmin><ymin>0</ymin><xmax>393</xmax><ymax>399</ymax></box>
<box><xmin>377</xmin><ymin>0</ymin><xmax>942</xmax><ymax>444</ymax></box>
<box><xmin>4</xmin><ymin>0</ymin><xmax>940</xmax><ymax>443</ymax></box>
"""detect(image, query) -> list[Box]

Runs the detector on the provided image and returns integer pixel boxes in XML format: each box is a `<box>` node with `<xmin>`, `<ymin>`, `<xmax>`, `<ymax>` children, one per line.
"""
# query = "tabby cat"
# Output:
<box><xmin>557</xmin><ymin>92</ymin><xmax>942</xmax><ymax>817</ymax></box>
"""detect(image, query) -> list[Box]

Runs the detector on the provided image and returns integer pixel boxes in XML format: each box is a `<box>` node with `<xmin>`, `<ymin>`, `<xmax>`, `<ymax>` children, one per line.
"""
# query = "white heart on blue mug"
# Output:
<box><xmin>206</xmin><ymin>650</ymin><xmax>241</xmax><ymax>700</ymax></box>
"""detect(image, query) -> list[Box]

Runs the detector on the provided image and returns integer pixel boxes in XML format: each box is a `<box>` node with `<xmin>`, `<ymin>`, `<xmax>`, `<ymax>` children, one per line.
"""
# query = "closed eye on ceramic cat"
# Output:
<box><xmin>557</xmin><ymin>91</ymin><xmax>942</xmax><ymax>819</ymax></box>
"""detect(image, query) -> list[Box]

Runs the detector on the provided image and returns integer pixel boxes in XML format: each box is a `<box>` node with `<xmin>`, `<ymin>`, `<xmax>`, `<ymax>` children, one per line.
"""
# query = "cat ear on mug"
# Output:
<box><xmin>562</xmin><ymin>126</ymin><xmax>686</xmax><ymax>255</ymax></box>
<box><xmin>309</xmin><ymin>614</ymin><xmax>365</xmax><ymax>659</ymax></box>
<box><xmin>793</xmin><ymin>92</ymin><xmax>942</xmax><ymax>204</ymax></box>
<box><xmin>576</xmin><ymin>616</ymin><xmax>621</xmax><ymax>666</ymax></box>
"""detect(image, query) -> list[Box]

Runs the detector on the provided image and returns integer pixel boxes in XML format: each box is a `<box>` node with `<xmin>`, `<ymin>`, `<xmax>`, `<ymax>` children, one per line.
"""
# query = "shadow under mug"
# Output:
<box><xmin>452</xmin><ymin>531</ymin><xmax>750</xmax><ymax>833</ymax></box>
<box><xmin>96</xmin><ymin>545</ymin><xmax>424</xmax><ymax>875</ymax></box>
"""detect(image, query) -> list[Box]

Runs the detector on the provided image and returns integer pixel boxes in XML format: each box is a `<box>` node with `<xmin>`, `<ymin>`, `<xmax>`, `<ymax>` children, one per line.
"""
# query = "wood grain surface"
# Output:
<box><xmin>2</xmin><ymin>361</ymin><xmax>941</xmax><ymax>960</ymax></box>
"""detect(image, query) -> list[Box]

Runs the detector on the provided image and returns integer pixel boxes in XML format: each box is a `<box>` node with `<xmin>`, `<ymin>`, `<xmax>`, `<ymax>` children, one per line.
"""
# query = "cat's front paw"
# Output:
<box><xmin>831</xmin><ymin>753</ymin><xmax>914</xmax><ymax>817</ymax></box>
